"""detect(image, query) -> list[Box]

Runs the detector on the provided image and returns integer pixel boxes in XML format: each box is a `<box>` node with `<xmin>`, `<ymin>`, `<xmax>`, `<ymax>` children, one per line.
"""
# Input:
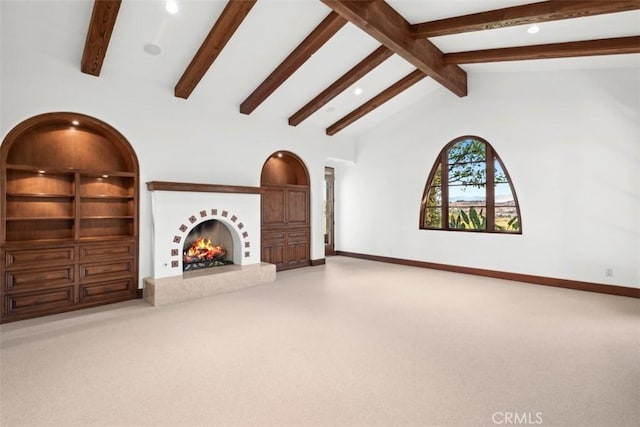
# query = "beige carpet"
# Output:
<box><xmin>1</xmin><ymin>256</ymin><xmax>638</xmax><ymax>427</ymax></box>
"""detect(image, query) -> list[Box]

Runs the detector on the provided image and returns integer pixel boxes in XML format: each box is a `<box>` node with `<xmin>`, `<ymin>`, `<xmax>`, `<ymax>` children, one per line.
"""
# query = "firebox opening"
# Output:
<box><xmin>183</xmin><ymin>220</ymin><xmax>234</xmax><ymax>272</ymax></box>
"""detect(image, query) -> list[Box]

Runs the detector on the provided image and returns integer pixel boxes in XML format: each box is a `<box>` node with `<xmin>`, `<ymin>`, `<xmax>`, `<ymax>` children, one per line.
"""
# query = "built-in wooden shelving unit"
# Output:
<box><xmin>1</xmin><ymin>112</ymin><xmax>140</xmax><ymax>323</ymax></box>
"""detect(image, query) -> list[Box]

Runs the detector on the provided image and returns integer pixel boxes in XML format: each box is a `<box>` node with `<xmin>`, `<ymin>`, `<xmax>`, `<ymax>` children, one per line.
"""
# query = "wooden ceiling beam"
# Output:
<box><xmin>321</xmin><ymin>0</ymin><xmax>467</xmax><ymax>97</ymax></box>
<box><xmin>81</xmin><ymin>0</ymin><xmax>121</xmax><ymax>76</ymax></box>
<box><xmin>411</xmin><ymin>1</ymin><xmax>640</xmax><ymax>38</ymax></box>
<box><xmin>444</xmin><ymin>36</ymin><xmax>640</xmax><ymax>64</ymax></box>
<box><xmin>240</xmin><ymin>11</ymin><xmax>347</xmax><ymax>115</ymax></box>
<box><xmin>289</xmin><ymin>45</ymin><xmax>393</xmax><ymax>126</ymax></box>
<box><xmin>326</xmin><ymin>69</ymin><xmax>426</xmax><ymax>136</ymax></box>
<box><xmin>175</xmin><ymin>0</ymin><xmax>257</xmax><ymax>99</ymax></box>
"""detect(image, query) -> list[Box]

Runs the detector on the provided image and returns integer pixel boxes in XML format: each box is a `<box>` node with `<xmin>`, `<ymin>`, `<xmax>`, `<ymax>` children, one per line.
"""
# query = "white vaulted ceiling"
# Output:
<box><xmin>2</xmin><ymin>0</ymin><xmax>639</xmax><ymax>136</ymax></box>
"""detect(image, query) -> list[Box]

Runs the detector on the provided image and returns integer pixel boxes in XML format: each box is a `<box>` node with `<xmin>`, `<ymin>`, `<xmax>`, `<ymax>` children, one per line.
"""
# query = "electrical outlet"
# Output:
<box><xmin>605</xmin><ymin>268</ymin><xmax>614</xmax><ymax>277</ymax></box>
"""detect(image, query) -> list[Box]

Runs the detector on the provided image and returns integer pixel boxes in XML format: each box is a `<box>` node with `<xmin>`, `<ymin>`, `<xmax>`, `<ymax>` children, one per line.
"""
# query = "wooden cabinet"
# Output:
<box><xmin>286</xmin><ymin>229</ymin><xmax>310</xmax><ymax>268</ymax></box>
<box><xmin>261</xmin><ymin>185</ymin><xmax>310</xmax><ymax>271</ymax></box>
<box><xmin>1</xmin><ymin>112</ymin><xmax>139</xmax><ymax>323</ymax></box>
<box><xmin>2</xmin><ymin>241</ymin><xmax>137</xmax><ymax>321</ymax></box>
<box><xmin>261</xmin><ymin>230</ymin><xmax>286</xmax><ymax>270</ymax></box>
<box><xmin>260</xmin><ymin>152</ymin><xmax>311</xmax><ymax>271</ymax></box>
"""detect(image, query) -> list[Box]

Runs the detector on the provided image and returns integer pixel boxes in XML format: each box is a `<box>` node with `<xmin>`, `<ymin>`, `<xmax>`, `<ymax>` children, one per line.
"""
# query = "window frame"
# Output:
<box><xmin>419</xmin><ymin>135</ymin><xmax>522</xmax><ymax>234</ymax></box>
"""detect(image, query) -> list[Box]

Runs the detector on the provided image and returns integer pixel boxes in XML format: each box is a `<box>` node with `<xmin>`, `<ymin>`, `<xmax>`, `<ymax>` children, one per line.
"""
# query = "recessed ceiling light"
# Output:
<box><xmin>144</xmin><ymin>43</ymin><xmax>162</xmax><ymax>56</ymax></box>
<box><xmin>527</xmin><ymin>25</ymin><xmax>540</xmax><ymax>34</ymax></box>
<box><xmin>37</xmin><ymin>170</ymin><xmax>45</xmax><ymax>174</ymax></box>
<box><xmin>165</xmin><ymin>0</ymin><xmax>179</xmax><ymax>14</ymax></box>
<box><xmin>354</xmin><ymin>87</ymin><xmax>363</xmax><ymax>96</ymax></box>
<box><xmin>277</xmin><ymin>152</ymin><xmax>283</xmax><ymax>158</ymax></box>
<box><xmin>71</xmin><ymin>120</ymin><xmax>79</xmax><ymax>126</ymax></box>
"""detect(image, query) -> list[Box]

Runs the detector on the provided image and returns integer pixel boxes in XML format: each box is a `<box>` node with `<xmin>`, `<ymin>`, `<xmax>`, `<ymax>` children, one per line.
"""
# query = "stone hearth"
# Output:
<box><xmin>143</xmin><ymin>262</ymin><xmax>275</xmax><ymax>306</ymax></box>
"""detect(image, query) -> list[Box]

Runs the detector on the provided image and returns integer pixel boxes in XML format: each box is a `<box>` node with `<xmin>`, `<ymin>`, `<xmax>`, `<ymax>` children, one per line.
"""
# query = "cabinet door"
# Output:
<box><xmin>286</xmin><ymin>229</ymin><xmax>310</xmax><ymax>268</ymax></box>
<box><xmin>262</xmin><ymin>188</ymin><xmax>286</xmax><ymax>227</ymax></box>
<box><xmin>286</xmin><ymin>188</ymin><xmax>309</xmax><ymax>226</ymax></box>
<box><xmin>262</xmin><ymin>231</ymin><xmax>285</xmax><ymax>270</ymax></box>
<box><xmin>261</xmin><ymin>242</ymin><xmax>285</xmax><ymax>270</ymax></box>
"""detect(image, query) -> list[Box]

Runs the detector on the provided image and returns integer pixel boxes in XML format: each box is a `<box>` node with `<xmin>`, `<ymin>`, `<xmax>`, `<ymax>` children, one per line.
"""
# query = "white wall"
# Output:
<box><xmin>336</xmin><ymin>69</ymin><xmax>640</xmax><ymax>288</ymax></box>
<box><xmin>0</xmin><ymin>2</ymin><xmax>357</xmax><ymax>287</ymax></box>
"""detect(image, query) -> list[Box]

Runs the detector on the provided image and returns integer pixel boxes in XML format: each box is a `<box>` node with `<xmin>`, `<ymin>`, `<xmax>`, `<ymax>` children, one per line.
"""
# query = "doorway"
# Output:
<box><xmin>324</xmin><ymin>167</ymin><xmax>335</xmax><ymax>256</ymax></box>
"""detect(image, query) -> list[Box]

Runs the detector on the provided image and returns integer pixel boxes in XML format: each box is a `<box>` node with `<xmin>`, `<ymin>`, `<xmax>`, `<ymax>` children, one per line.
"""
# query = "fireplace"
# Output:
<box><xmin>182</xmin><ymin>220</ymin><xmax>234</xmax><ymax>271</ymax></box>
<box><xmin>144</xmin><ymin>182</ymin><xmax>275</xmax><ymax>307</ymax></box>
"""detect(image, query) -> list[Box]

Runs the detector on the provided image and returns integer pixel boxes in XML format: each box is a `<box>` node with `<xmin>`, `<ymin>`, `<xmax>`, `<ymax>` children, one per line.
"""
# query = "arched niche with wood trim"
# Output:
<box><xmin>1</xmin><ymin>112</ymin><xmax>139</xmax><ymax>323</ymax></box>
<box><xmin>260</xmin><ymin>151</ymin><xmax>310</xmax><ymax>270</ymax></box>
<box><xmin>261</xmin><ymin>151</ymin><xmax>310</xmax><ymax>186</ymax></box>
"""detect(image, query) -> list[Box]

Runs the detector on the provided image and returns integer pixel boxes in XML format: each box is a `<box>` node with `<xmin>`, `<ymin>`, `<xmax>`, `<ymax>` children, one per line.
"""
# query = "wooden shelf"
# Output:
<box><xmin>6</xmin><ymin>164</ymin><xmax>136</xmax><ymax>177</ymax></box>
<box><xmin>76</xmin><ymin>235</ymin><xmax>136</xmax><ymax>243</ymax></box>
<box><xmin>2</xmin><ymin>112</ymin><xmax>140</xmax><ymax>322</ymax></box>
<box><xmin>81</xmin><ymin>171</ymin><xmax>136</xmax><ymax>178</ymax></box>
<box><xmin>5</xmin><ymin>164</ymin><xmax>75</xmax><ymax>174</ymax></box>
<box><xmin>6</xmin><ymin>216</ymin><xmax>74</xmax><ymax>221</ymax></box>
<box><xmin>7</xmin><ymin>193</ymin><xmax>75</xmax><ymax>198</ymax></box>
<box><xmin>80</xmin><ymin>216</ymin><xmax>134</xmax><ymax>220</ymax></box>
<box><xmin>80</xmin><ymin>195</ymin><xmax>134</xmax><ymax>199</ymax></box>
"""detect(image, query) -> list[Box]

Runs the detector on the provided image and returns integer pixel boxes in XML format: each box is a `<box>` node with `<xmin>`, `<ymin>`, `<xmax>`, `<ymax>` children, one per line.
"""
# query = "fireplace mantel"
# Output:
<box><xmin>147</xmin><ymin>181</ymin><xmax>262</xmax><ymax>194</ymax></box>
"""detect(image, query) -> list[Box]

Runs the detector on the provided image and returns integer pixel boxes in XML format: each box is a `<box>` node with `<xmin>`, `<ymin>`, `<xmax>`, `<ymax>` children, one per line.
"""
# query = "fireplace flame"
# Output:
<box><xmin>184</xmin><ymin>237</ymin><xmax>225</xmax><ymax>262</ymax></box>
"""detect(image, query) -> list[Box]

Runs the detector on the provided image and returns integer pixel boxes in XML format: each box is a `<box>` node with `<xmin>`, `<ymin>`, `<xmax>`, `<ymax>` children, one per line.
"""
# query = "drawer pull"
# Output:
<box><xmin>36</xmin><ymin>298</ymin><xmax>48</xmax><ymax>304</ymax></box>
<box><xmin>103</xmin><ymin>287</ymin><xmax>113</xmax><ymax>292</ymax></box>
<box><xmin>34</xmin><ymin>275</ymin><xmax>47</xmax><ymax>281</ymax></box>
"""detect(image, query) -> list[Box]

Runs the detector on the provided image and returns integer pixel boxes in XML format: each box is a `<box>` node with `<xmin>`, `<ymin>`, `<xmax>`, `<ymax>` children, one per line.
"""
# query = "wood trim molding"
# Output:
<box><xmin>81</xmin><ymin>0</ymin><xmax>122</xmax><ymax>76</ymax></box>
<box><xmin>240</xmin><ymin>11</ymin><xmax>347</xmax><ymax>115</ymax></box>
<box><xmin>326</xmin><ymin>69</ymin><xmax>426</xmax><ymax>135</ymax></box>
<box><xmin>335</xmin><ymin>251</ymin><xmax>640</xmax><ymax>298</ymax></box>
<box><xmin>174</xmin><ymin>0</ymin><xmax>257</xmax><ymax>99</ymax></box>
<box><xmin>311</xmin><ymin>258</ymin><xmax>326</xmax><ymax>266</ymax></box>
<box><xmin>288</xmin><ymin>45</ymin><xmax>394</xmax><ymax>126</ymax></box>
<box><xmin>444</xmin><ymin>36</ymin><xmax>640</xmax><ymax>64</ymax></box>
<box><xmin>146</xmin><ymin>181</ymin><xmax>262</xmax><ymax>194</ymax></box>
<box><xmin>321</xmin><ymin>0</ymin><xmax>467</xmax><ymax>97</ymax></box>
<box><xmin>411</xmin><ymin>0</ymin><xmax>640</xmax><ymax>38</ymax></box>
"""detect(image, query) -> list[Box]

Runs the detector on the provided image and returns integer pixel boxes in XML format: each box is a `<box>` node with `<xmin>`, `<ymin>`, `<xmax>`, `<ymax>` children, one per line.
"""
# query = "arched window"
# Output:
<box><xmin>420</xmin><ymin>136</ymin><xmax>521</xmax><ymax>233</ymax></box>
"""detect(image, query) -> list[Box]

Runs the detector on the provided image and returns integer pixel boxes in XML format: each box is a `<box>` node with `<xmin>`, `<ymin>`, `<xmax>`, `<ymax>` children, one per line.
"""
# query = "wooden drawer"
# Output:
<box><xmin>79</xmin><ymin>241</ymin><xmax>135</xmax><ymax>261</ymax></box>
<box><xmin>286</xmin><ymin>229</ymin><xmax>309</xmax><ymax>243</ymax></box>
<box><xmin>5</xmin><ymin>265</ymin><xmax>74</xmax><ymax>291</ymax></box>
<box><xmin>79</xmin><ymin>260</ymin><xmax>134</xmax><ymax>282</ymax></box>
<box><xmin>4</xmin><ymin>246</ymin><xmax>74</xmax><ymax>269</ymax></box>
<box><xmin>262</xmin><ymin>231</ymin><xmax>286</xmax><ymax>243</ymax></box>
<box><xmin>80</xmin><ymin>278</ymin><xmax>134</xmax><ymax>303</ymax></box>
<box><xmin>4</xmin><ymin>286</ymin><xmax>74</xmax><ymax>316</ymax></box>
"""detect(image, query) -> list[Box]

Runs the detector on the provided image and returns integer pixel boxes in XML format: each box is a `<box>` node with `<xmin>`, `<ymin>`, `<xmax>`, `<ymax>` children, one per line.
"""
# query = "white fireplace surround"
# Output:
<box><xmin>148</xmin><ymin>183</ymin><xmax>262</xmax><ymax>279</ymax></box>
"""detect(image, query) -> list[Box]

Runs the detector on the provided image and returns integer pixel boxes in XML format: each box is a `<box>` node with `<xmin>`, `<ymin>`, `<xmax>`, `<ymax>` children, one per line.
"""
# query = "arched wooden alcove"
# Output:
<box><xmin>1</xmin><ymin>112</ymin><xmax>139</xmax><ymax>323</ymax></box>
<box><xmin>260</xmin><ymin>151</ymin><xmax>310</xmax><ymax>270</ymax></box>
